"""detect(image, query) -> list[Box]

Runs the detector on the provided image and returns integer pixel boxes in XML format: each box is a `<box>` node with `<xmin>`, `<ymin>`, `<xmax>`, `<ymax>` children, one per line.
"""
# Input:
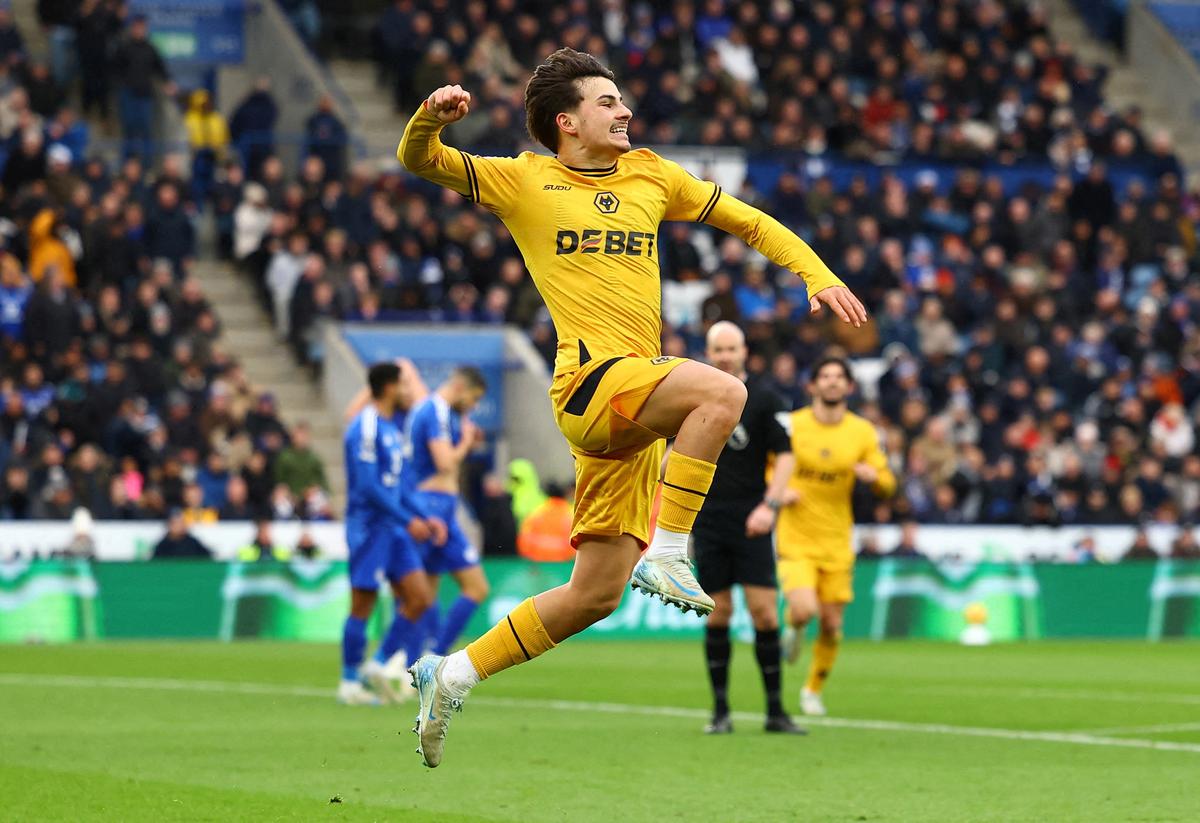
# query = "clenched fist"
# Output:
<box><xmin>426</xmin><ymin>85</ymin><xmax>472</xmax><ymax>124</ymax></box>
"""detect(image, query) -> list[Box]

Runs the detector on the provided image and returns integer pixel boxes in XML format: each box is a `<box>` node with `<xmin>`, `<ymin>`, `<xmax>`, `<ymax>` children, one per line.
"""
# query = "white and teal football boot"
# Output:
<box><xmin>630</xmin><ymin>554</ymin><xmax>715</xmax><ymax>616</ymax></box>
<box><xmin>408</xmin><ymin>655</ymin><xmax>466</xmax><ymax>768</ymax></box>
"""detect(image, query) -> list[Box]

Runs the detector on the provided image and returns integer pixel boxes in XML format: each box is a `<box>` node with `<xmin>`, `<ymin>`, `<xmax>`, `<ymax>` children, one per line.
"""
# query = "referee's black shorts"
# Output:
<box><xmin>692</xmin><ymin>504</ymin><xmax>777</xmax><ymax>592</ymax></box>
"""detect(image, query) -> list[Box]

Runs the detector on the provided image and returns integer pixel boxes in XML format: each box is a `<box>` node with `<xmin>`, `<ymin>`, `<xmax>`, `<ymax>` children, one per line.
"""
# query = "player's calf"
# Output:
<box><xmin>406</xmin><ymin>541</ymin><xmax>641</xmax><ymax>767</ymax></box>
<box><xmin>408</xmin><ymin>596</ymin><xmax>558</xmax><ymax>767</ymax></box>
<box><xmin>630</xmin><ymin>370</ymin><xmax>746</xmax><ymax>616</ymax></box>
<box><xmin>631</xmin><ymin>450</ymin><xmax>724</xmax><ymax>616</ymax></box>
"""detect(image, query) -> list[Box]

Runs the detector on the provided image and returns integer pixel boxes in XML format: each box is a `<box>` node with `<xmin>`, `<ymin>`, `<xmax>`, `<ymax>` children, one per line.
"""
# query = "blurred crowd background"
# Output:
<box><xmin>5</xmin><ymin>0</ymin><xmax>1200</xmax><ymax>547</ymax></box>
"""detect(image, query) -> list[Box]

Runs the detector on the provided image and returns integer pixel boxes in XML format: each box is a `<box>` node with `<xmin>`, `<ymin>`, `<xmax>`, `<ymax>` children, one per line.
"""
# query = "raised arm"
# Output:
<box><xmin>397</xmin><ymin>85</ymin><xmax>476</xmax><ymax>200</ymax></box>
<box><xmin>398</xmin><ymin>85</ymin><xmax>523</xmax><ymax>214</ymax></box>
<box><xmin>343</xmin><ymin>358</ymin><xmax>425</xmax><ymax>423</ymax></box>
<box><xmin>343</xmin><ymin>387</ymin><xmax>371</xmax><ymax>423</ymax></box>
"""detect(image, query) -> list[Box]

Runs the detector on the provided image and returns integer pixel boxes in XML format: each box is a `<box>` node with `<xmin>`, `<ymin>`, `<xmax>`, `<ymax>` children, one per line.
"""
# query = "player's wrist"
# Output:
<box><xmin>763</xmin><ymin>498</ymin><xmax>782</xmax><ymax>513</ymax></box>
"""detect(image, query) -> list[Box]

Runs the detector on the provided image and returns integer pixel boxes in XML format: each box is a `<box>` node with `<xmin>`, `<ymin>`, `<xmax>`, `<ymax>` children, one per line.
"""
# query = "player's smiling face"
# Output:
<box><xmin>572</xmin><ymin>76</ymin><xmax>632</xmax><ymax>156</ymax></box>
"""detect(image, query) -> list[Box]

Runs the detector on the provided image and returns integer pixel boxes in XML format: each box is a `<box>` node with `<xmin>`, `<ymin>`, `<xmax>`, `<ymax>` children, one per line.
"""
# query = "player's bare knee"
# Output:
<box><xmin>400</xmin><ymin>583</ymin><xmax>435</xmax><ymax>618</ymax></box>
<box><xmin>465</xmin><ymin>579</ymin><xmax>490</xmax><ymax>603</ymax></box>
<box><xmin>350</xmin><ymin>589</ymin><xmax>377</xmax><ymax>619</ymax></box>
<box><xmin>709</xmin><ymin>600</ymin><xmax>733</xmax><ymax>627</ymax></box>
<box><xmin>789</xmin><ymin>603</ymin><xmax>816</xmax><ymax>627</ymax></box>
<box><xmin>577</xmin><ymin>587</ymin><xmax>623</xmax><ymax>625</ymax></box>
<box><xmin>750</xmin><ymin>605</ymin><xmax>779</xmax><ymax>631</ymax></box>
<box><xmin>705</xmin><ymin>372</ymin><xmax>747</xmax><ymax>434</ymax></box>
<box><xmin>401</xmin><ymin>593</ymin><xmax>433</xmax><ymax>620</ymax></box>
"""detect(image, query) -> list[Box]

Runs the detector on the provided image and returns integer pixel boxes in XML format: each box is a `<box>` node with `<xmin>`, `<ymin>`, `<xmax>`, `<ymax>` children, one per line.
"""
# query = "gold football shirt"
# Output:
<box><xmin>777</xmin><ymin>407</ymin><xmax>896</xmax><ymax>559</ymax></box>
<box><xmin>399</xmin><ymin>104</ymin><xmax>845</xmax><ymax>377</ymax></box>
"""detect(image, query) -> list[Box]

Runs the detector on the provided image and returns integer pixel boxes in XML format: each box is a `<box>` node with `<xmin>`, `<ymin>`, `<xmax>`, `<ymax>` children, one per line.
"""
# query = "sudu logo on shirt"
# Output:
<box><xmin>555</xmin><ymin>229</ymin><xmax>656</xmax><ymax>257</ymax></box>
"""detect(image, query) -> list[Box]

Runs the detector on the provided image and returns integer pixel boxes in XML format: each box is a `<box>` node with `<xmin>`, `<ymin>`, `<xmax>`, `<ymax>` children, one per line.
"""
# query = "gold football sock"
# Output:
<box><xmin>656</xmin><ymin>451</ymin><xmax>717</xmax><ymax>533</ymax></box>
<box><xmin>805</xmin><ymin>631</ymin><xmax>842</xmax><ymax>693</ymax></box>
<box><xmin>465</xmin><ymin>597</ymin><xmax>556</xmax><ymax>680</ymax></box>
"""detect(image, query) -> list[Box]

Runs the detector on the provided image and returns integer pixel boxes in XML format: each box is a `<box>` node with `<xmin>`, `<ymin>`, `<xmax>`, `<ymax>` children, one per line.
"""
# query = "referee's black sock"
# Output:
<box><xmin>755</xmin><ymin>628</ymin><xmax>785</xmax><ymax>717</ymax></box>
<box><xmin>704</xmin><ymin>625</ymin><xmax>731</xmax><ymax>717</ymax></box>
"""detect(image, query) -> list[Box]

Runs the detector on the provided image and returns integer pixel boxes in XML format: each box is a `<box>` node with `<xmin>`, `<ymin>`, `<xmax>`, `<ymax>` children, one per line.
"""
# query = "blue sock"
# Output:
<box><xmin>406</xmin><ymin>607</ymin><xmax>439</xmax><ymax>664</ymax></box>
<box><xmin>341</xmin><ymin>616</ymin><xmax>367</xmax><ymax>681</ymax></box>
<box><xmin>434</xmin><ymin>596</ymin><xmax>481</xmax><ymax>655</ymax></box>
<box><xmin>374</xmin><ymin>611</ymin><xmax>416</xmax><ymax>664</ymax></box>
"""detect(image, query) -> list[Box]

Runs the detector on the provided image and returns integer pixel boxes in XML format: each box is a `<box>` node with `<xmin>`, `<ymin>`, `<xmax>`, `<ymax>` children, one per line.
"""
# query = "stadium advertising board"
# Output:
<box><xmin>130</xmin><ymin>0</ymin><xmax>246</xmax><ymax>64</ymax></box>
<box><xmin>0</xmin><ymin>523</ymin><xmax>1193</xmax><ymax>562</ymax></box>
<box><xmin>1</xmin><ymin>558</ymin><xmax>1196</xmax><ymax>644</ymax></box>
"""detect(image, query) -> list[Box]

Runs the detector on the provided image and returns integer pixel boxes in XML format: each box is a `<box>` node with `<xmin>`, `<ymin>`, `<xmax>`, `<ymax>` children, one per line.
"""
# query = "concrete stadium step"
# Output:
<box><xmin>1045</xmin><ymin>0</ymin><xmax>1200</xmax><ymax>177</ymax></box>
<box><xmin>193</xmin><ymin>256</ymin><xmax>348</xmax><ymax>513</ymax></box>
<box><xmin>211</xmin><ymin>301</ymin><xmax>271</xmax><ymax>327</ymax></box>
<box><xmin>10</xmin><ymin>0</ymin><xmax>48</xmax><ymax>58</ymax></box>
<box><xmin>328</xmin><ymin>60</ymin><xmax>377</xmax><ymax>87</ymax></box>
<box><xmin>217</xmin><ymin>328</ymin><xmax>279</xmax><ymax>350</ymax></box>
<box><xmin>327</xmin><ymin>58</ymin><xmax>407</xmax><ymax>164</ymax></box>
<box><xmin>353</xmin><ymin>99</ymin><xmax>396</xmax><ymax>123</ymax></box>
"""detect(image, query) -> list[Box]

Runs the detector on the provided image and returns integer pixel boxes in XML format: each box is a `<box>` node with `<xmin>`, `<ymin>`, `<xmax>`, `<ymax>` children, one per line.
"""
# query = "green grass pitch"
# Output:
<box><xmin>2</xmin><ymin>640</ymin><xmax>1199</xmax><ymax>822</ymax></box>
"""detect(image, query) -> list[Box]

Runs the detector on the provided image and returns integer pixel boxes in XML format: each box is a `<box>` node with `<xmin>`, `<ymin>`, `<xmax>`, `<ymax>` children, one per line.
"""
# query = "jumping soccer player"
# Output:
<box><xmin>404</xmin><ymin>366</ymin><xmax>490</xmax><ymax>661</ymax></box>
<box><xmin>399</xmin><ymin>48</ymin><xmax>866</xmax><ymax>767</ymax></box>
<box><xmin>777</xmin><ymin>357</ymin><xmax>896</xmax><ymax>717</ymax></box>
<box><xmin>694</xmin><ymin>322</ymin><xmax>804</xmax><ymax>735</ymax></box>
<box><xmin>340</xmin><ymin>362</ymin><xmax>445</xmax><ymax>705</ymax></box>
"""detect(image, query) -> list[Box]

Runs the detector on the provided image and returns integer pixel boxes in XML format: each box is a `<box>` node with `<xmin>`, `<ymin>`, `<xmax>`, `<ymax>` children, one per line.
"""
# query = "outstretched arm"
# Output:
<box><xmin>706</xmin><ymin>193</ymin><xmax>867</xmax><ymax>326</ymax></box>
<box><xmin>662</xmin><ymin>159</ymin><xmax>867</xmax><ymax>326</ymax></box>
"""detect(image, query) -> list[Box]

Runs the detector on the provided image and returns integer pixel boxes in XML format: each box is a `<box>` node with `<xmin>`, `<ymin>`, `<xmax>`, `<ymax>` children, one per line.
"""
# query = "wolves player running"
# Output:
<box><xmin>339</xmin><ymin>362</ymin><xmax>445</xmax><ymax>705</ymax></box>
<box><xmin>399</xmin><ymin>48</ymin><xmax>865</xmax><ymax>766</ymax></box>
<box><xmin>778</xmin><ymin>357</ymin><xmax>895</xmax><ymax>716</ymax></box>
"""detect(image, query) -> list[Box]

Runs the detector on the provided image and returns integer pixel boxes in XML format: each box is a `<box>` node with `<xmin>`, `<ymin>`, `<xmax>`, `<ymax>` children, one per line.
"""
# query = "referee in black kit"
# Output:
<box><xmin>694</xmin><ymin>321</ymin><xmax>805</xmax><ymax>735</ymax></box>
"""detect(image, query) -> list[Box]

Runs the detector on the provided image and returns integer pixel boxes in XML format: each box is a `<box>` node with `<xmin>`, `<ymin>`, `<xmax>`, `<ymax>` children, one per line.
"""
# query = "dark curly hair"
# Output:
<box><xmin>524</xmin><ymin>48</ymin><xmax>615</xmax><ymax>152</ymax></box>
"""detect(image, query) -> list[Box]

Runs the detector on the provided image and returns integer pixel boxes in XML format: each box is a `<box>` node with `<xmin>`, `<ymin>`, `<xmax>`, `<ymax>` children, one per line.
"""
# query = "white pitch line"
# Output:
<box><xmin>1071</xmin><ymin>721</ymin><xmax>1200</xmax><ymax>737</ymax></box>
<box><xmin>471</xmin><ymin>696</ymin><xmax>1200</xmax><ymax>754</ymax></box>
<box><xmin>861</xmin><ymin>682</ymin><xmax>1200</xmax><ymax>707</ymax></box>
<box><xmin>2</xmin><ymin>673</ymin><xmax>1199</xmax><ymax>755</ymax></box>
<box><xmin>0</xmin><ymin>673</ymin><xmax>331</xmax><ymax>698</ymax></box>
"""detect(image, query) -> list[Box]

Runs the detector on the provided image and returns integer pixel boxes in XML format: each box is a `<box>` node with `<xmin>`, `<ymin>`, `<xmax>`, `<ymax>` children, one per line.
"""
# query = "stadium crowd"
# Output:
<box><xmin>0</xmin><ymin>12</ymin><xmax>332</xmax><ymax>525</ymax></box>
<box><xmin>9</xmin><ymin>0</ymin><xmax>1200</xmax><ymax>542</ymax></box>
<box><xmin>371</xmin><ymin>0</ymin><xmax>1178</xmax><ymax>173</ymax></box>
<box><xmin>290</xmin><ymin>0</ymin><xmax>1199</xmax><ymax>532</ymax></box>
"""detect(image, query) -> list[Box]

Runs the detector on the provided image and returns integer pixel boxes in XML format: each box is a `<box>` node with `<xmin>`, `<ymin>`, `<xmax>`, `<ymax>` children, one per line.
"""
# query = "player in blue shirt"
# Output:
<box><xmin>403</xmin><ymin>366</ymin><xmax>490</xmax><ymax>664</ymax></box>
<box><xmin>339</xmin><ymin>362</ymin><xmax>446</xmax><ymax>705</ymax></box>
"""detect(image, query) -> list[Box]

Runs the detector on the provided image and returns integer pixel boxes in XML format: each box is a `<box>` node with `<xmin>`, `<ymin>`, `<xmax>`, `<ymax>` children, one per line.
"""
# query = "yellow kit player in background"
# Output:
<box><xmin>399</xmin><ymin>47</ymin><xmax>867</xmax><ymax>767</ymax></box>
<box><xmin>778</xmin><ymin>357</ymin><xmax>896</xmax><ymax>717</ymax></box>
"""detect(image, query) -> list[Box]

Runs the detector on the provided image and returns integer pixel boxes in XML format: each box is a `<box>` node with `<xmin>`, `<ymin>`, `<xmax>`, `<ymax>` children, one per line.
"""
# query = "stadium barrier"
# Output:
<box><xmin>0</xmin><ymin>522</ymin><xmax>1190</xmax><ymax>562</ymax></box>
<box><xmin>1</xmin><ymin>557</ymin><xmax>1196</xmax><ymax>644</ymax></box>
